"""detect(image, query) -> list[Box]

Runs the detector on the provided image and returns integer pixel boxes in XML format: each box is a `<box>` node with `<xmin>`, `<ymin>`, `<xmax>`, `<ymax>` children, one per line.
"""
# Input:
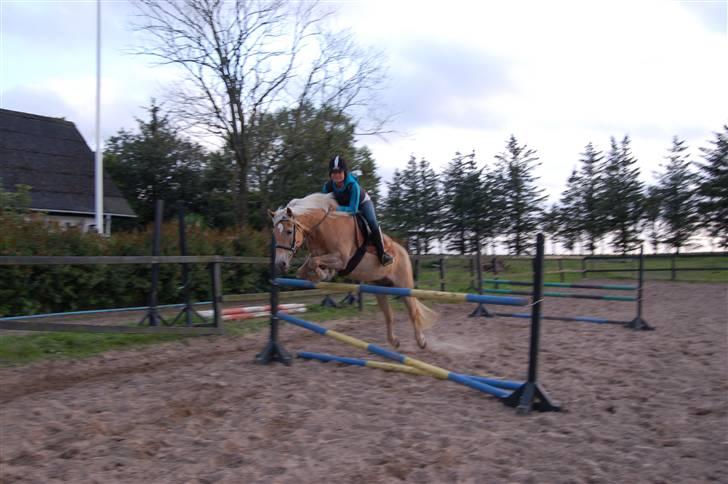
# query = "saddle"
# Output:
<box><xmin>338</xmin><ymin>214</ymin><xmax>394</xmax><ymax>276</ymax></box>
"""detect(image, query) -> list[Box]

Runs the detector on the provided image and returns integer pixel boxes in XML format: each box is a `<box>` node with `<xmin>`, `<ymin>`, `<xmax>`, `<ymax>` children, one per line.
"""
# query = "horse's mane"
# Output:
<box><xmin>272</xmin><ymin>193</ymin><xmax>339</xmax><ymax>224</ymax></box>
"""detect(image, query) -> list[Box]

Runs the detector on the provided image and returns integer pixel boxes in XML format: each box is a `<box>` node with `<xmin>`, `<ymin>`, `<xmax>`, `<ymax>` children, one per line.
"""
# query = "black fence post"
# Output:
<box><xmin>139</xmin><ymin>200</ymin><xmax>165</xmax><ymax>327</ymax></box>
<box><xmin>209</xmin><ymin>260</ymin><xmax>223</xmax><ymax>332</ymax></box>
<box><xmin>469</xmin><ymin>256</ymin><xmax>477</xmax><ymax>291</ymax></box>
<box><xmin>256</xmin><ymin>234</ymin><xmax>292</xmax><ymax>364</ymax></box>
<box><xmin>503</xmin><ymin>233</ymin><xmax>560</xmax><ymax>413</ymax></box>
<box><xmin>469</xmin><ymin>235</ymin><xmax>491</xmax><ymax>317</ymax></box>
<box><xmin>170</xmin><ymin>201</ymin><xmax>201</xmax><ymax>326</ymax></box>
<box><xmin>627</xmin><ymin>246</ymin><xmax>653</xmax><ymax>330</ymax></box>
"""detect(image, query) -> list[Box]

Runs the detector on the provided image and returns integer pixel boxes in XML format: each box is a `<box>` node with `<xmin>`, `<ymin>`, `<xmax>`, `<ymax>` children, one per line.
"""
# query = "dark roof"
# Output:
<box><xmin>0</xmin><ymin>108</ymin><xmax>136</xmax><ymax>217</ymax></box>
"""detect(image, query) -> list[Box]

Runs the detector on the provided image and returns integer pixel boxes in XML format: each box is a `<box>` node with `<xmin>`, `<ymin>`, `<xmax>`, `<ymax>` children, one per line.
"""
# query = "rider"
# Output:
<box><xmin>323</xmin><ymin>155</ymin><xmax>394</xmax><ymax>266</ymax></box>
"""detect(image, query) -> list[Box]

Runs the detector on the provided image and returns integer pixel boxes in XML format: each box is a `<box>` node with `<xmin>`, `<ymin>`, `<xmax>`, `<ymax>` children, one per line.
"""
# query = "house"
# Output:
<box><xmin>0</xmin><ymin>108</ymin><xmax>136</xmax><ymax>233</ymax></box>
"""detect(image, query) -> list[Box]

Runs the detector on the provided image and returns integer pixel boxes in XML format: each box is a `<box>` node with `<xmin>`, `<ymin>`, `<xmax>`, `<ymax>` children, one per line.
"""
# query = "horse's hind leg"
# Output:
<box><xmin>375</xmin><ymin>294</ymin><xmax>399</xmax><ymax>348</ymax></box>
<box><xmin>403</xmin><ymin>297</ymin><xmax>427</xmax><ymax>349</ymax></box>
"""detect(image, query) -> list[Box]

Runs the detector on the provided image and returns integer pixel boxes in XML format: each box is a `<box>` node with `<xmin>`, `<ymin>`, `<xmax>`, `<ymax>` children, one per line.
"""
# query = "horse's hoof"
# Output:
<box><xmin>389</xmin><ymin>337</ymin><xmax>400</xmax><ymax>348</ymax></box>
<box><xmin>417</xmin><ymin>339</ymin><xmax>427</xmax><ymax>349</ymax></box>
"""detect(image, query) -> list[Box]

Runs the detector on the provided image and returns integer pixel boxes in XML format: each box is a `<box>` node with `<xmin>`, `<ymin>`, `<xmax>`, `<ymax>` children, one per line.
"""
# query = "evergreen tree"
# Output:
<box><xmin>493</xmin><ymin>135</ymin><xmax>546</xmax><ymax>255</ymax></box>
<box><xmin>351</xmin><ymin>146</ymin><xmax>381</xmax><ymax>204</ymax></box>
<box><xmin>380</xmin><ymin>169</ymin><xmax>408</xmax><ymax>236</ymax></box>
<box><xmin>380</xmin><ymin>156</ymin><xmax>441</xmax><ymax>253</ymax></box>
<box><xmin>199</xmin><ymin>150</ymin><xmax>238</xmax><ymax>229</ymax></box>
<box><xmin>554</xmin><ymin>169</ymin><xmax>582</xmax><ymax>251</ymax></box>
<box><xmin>105</xmin><ymin>101</ymin><xmax>207</xmax><ymax>227</ymax></box>
<box><xmin>473</xmin><ymin>165</ymin><xmax>505</xmax><ymax>251</ymax></box>
<box><xmin>600</xmin><ymin>136</ymin><xmax>644</xmax><ymax>253</ymax></box>
<box><xmin>642</xmin><ymin>185</ymin><xmax>663</xmax><ymax>254</ymax></box>
<box><xmin>399</xmin><ymin>156</ymin><xmax>422</xmax><ymax>246</ymax></box>
<box><xmin>655</xmin><ymin>137</ymin><xmax>699</xmax><ymax>253</ymax></box>
<box><xmin>541</xmin><ymin>204</ymin><xmax>567</xmax><ymax>252</ymax></box>
<box><xmin>577</xmin><ymin>143</ymin><xmax>606</xmax><ymax>253</ymax></box>
<box><xmin>415</xmin><ymin>157</ymin><xmax>443</xmax><ymax>253</ymax></box>
<box><xmin>697</xmin><ymin>125</ymin><xmax>728</xmax><ymax>248</ymax></box>
<box><xmin>440</xmin><ymin>152</ymin><xmax>473</xmax><ymax>254</ymax></box>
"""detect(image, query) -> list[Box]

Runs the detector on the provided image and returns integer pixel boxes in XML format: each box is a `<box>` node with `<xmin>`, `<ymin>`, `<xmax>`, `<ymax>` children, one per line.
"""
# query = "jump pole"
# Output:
<box><xmin>482</xmin><ymin>288</ymin><xmax>637</xmax><ymax>302</ymax></box>
<box><xmin>297</xmin><ymin>351</ymin><xmax>523</xmax><ymax>390</ymax></box>
<box><xmin>483</xmin><ymin>280</ymin><xmax>638</xmax><ymax>291</ymax></box>
<box><xmin>276</xmin><ymin>312</ymin><xmax>512</xmax><ymax>400</ymax></box>
<box><xmin>274</xmin><ymin>279</ymin><xmax>528</xmax><ymax>307</ymax></box>
<box><xmin>482</xmin><ymin>243</ymin><xmax>653</xmax><ymax>331</ymax></box>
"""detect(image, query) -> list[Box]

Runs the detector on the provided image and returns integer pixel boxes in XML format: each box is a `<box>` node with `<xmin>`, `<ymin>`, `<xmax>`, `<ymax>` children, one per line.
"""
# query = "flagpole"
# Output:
<box><xmin>94</xmin><ymin>0</ymin><xmax>104</xmax><ymax>234</ymax></box>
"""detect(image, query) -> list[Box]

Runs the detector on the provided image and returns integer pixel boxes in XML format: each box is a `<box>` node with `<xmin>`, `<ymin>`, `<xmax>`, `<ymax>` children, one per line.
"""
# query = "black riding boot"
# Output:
<box><xmin>372</xmin><ymin>228</ymin><xmax>394</xmax><ymax>266</ymax></box>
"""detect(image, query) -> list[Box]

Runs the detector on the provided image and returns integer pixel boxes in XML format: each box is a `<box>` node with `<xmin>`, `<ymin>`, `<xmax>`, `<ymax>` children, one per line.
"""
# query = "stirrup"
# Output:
<box><xmin>380</xmin><ymin>253</ymin><xmax>394</xmax><ymax>266</ymax></box>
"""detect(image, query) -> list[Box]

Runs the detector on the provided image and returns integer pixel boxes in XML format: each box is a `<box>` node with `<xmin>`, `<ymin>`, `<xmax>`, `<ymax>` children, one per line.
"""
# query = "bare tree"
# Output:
<box><xmin>132</xmin><ymin>0</ymin><xmax>389</xmax><ymax>226</ymax></box>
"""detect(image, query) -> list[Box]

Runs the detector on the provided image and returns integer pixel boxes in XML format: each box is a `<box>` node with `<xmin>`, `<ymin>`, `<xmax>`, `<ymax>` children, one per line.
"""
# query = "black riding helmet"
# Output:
<box><xmin>329</xmin><ymin>155</ymin><xmax>348</xmax><ymax>174</ymax></box>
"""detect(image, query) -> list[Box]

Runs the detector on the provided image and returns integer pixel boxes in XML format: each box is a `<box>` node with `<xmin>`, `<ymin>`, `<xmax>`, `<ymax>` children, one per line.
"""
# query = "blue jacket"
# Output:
<box><xmin>322</xmin><ymin>173</ymin><xmax>370</xmax><ymax>213</ymax></box>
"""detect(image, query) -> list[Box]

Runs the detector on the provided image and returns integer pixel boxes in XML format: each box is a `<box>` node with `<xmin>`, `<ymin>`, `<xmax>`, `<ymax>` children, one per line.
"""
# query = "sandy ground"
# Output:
<box><xmin>0</xmin><ymin>280</ymin><xmax>726</xmax><ymax>483</ymax></box>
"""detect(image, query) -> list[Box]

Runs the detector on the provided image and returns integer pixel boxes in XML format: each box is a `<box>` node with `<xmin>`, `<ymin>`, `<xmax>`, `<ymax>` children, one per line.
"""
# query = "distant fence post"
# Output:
<box><xmin>558</xmin><ymin>258</ymin><xmax>565</xmax><ymax>282</ymax></box>
<box><xmin>627</xmin><ymin>245</ymin><xmax>653</xmax><ymax>330</ymax></box>
<box><xmin>209</xmin><ymin>260</ymin><xmax>222</xmax><ymax>330</ymax></box>
<box><xmin>175</xmin><ymin>201</ymin><xmax>194</xmax><ymax>326</ymax></box>
<box><xmin>139</xmin><ymin>200</ymin><xmax>165</xmax><ymax>327</ymax></box>
<box><xmin>581</xmin><ymin>258</ymin><xmax>587</xmax><ymax>279</ymax></box>
<box><xmin>469</xmin><ymin>256</ymin><xmax>477</xmax><ymax>291</ymax></box>
<box><xmin>671</xmin><ymin>254</ymin><xmax>677</xmax><ymax>281</ymax></box>
<box><xmin>439</xmin><ymin>257</ymin><xmax>446</xmax><ymax>291</ymax></box>
<box><xmin>469</xmin><ymin>235</ymin><xmax>491</xmax><ymax>317</ymax></box>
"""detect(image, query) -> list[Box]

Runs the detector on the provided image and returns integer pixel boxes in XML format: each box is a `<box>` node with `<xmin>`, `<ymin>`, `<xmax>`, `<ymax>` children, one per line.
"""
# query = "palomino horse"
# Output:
<box><xmin>270</xmin><ymin>193</ymin><xmax>436</xmax><ymax>349</ymax></box>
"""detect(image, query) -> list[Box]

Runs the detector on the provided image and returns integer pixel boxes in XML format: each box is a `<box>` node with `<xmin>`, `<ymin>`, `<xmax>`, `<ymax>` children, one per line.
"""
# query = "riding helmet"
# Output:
<box><xmin>329</xmin><ymin>155</ymin><xmax>348</xmax><ymax>174</ymax></box>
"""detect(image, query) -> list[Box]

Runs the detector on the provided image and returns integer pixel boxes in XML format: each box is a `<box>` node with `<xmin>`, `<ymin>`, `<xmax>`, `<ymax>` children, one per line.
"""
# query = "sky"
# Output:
<box><xmin>1</xmin><ymin>0</ymin><xmax>727</xmax><ymax>206</ymax></box>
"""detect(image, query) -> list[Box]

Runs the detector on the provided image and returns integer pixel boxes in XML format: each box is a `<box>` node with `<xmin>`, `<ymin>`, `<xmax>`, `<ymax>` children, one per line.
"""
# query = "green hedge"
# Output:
<box><xmin>0</xmin><ymin>213</ymin><xmax>270</xmax><ymax>317</ymax></box>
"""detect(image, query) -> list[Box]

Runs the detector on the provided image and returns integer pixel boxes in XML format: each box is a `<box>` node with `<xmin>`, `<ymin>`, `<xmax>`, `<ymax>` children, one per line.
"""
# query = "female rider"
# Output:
<box><xmin>322</xmin><ymin>155</ymin><xmax>393</xmax><ymax>266</ymax></box>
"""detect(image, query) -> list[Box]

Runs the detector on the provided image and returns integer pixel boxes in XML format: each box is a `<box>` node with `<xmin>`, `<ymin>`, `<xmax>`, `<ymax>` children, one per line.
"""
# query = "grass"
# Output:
<box><xmin>414</xmin><ymin>255</ymin><xmax>728</xmax><ymax>291</ymax></box>
<box><xmin>0</xmin><ymin>299</ymin><xmax>385</xmax><ymax>367</ymax></box>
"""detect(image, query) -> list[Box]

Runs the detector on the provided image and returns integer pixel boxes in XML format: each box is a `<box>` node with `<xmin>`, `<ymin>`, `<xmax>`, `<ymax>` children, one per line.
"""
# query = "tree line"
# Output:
<box><xmin>105</xmin><ymin>101</ymin><xmax>380</xmax><ymax>231</ymax></box>
<box><xmin>97</xmin><ymin>1</ymin><xmax>726</xmax><ymax>255</ymax></box>
<box><xmin>380</xmin><ymin>128</ymin><xmax>728</xmax><ymax>255</ymax></box>
<box><xmin>104</xmin><ymin>102</ymin><xmax>726</xmax><ymax>254</ymax></box>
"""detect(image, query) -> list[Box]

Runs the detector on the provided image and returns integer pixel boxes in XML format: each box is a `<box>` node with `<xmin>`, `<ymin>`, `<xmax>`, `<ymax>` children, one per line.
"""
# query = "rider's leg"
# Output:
<box><xmin>360</xmin><ymin>201</ymin><xmax>393</xmax><ymax>266</ymax></box>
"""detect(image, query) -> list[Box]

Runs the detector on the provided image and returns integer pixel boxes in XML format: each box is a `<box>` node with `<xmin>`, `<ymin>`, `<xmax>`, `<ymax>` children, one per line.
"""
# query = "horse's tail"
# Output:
<box><xmin>411</xmin><ymin>297</ymin><xmax>437</xmax><ymax>330</ymax></box>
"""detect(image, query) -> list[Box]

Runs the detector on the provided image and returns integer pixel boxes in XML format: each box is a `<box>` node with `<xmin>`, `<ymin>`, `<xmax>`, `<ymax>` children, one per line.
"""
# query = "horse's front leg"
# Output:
<box><xmin>296</xmin><ymin>253</ymin><xmax>346</xmax><ymax>282</ymax></box>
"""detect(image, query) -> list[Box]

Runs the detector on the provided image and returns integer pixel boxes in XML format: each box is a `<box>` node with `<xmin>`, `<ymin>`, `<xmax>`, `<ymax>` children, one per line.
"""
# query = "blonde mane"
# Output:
<box><xmin>272</xmin><ymin>193</ymin><xmax>339</xmax><ymax>224</ymax></box>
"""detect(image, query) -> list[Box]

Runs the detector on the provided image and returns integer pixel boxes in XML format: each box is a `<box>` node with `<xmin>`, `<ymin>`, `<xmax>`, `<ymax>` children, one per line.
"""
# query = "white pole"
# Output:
<box><xmin>94</xmin><ymin>0</ymin><xmax>104</xmax><ymax>234</ymax></box>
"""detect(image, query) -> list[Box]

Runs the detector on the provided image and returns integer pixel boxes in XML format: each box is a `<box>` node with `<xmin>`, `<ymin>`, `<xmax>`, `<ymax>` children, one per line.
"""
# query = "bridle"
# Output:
<box><xmin>274</xmin><ymin>208</ymin><xmax>332</xmax><ymax>256</ymax></box>
<box><xmin>274</xmin><ymin>217</ymin><xmax>303</xmax><ymax>254</ymax></box>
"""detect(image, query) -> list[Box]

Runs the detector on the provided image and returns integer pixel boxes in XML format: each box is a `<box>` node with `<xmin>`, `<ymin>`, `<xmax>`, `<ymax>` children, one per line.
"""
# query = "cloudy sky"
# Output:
<box><xmin>1</xmin><ymin>0</ymin><xmax>727</xmax><ymax>202</ymax></box>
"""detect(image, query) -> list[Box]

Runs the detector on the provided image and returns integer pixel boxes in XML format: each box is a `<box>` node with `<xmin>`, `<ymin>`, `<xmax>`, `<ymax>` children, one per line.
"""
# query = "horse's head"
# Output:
<box><xmin>269</xmin><ymin>193</ymin><xmax>338</xmax><ymax>274</ymax></box>
<box><xmin>269</xmin><ymin>206</ymin><xmax>304</xmax><ymax>274</ymax></box>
